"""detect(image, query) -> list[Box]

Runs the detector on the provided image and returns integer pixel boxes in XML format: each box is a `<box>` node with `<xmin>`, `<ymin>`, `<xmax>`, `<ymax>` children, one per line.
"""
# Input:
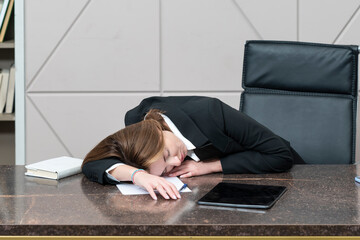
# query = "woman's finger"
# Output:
<box><xmin>144</xmin><ymin>185</ymin><xmax>158</xmax><ymax>200</ymax></box>
<box><xmin>170</xmin><ymin>164</ymin><xmax>186</xmax><ymax>172</ymax></box>
<box><xmin>169</xmin><ymin>162</ymin><xmax>194</xmax><ymax>175</ymax></box>
<box><xmin>156</xmin><ymin>185</ymin><xmax>171</xmax><ymax>200</ymax></box>
<box><xmin>168</xmin><ymin>168</ymin><xmax>188</xmax><ymax>177</ymax></box>
<box><xmin>180</xmin><ymin>172</ymin><xmax>192</xmax><ymax>178</ymax></box>
<box><xmin>168</xmin><ymin>182</ymin><xmax>181</xmax><ymax>198</ymax></box>
<box><xmin>161</xmin><ymin>181</ymin><xmax>180</xmax><ymax>199</ymax></box>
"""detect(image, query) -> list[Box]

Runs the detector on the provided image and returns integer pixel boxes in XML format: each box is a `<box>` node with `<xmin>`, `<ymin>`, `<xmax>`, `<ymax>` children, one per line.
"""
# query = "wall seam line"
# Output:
<box><xmin>159</xmin><ymin>0</ymin><xmax>163</xmax><ymax>96</ymax></box>
<box><xmin>333</xmin><ymin>2</ymin><xmax>360</xmax><ymax>44</ymax></box>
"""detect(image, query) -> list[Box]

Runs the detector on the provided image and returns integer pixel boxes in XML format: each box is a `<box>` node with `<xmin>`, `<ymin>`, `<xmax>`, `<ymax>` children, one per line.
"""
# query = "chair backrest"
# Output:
<box><xmin>240</xmin><ymin>40</ymin><xmax>359</xmax><ymax>164</ymax></box>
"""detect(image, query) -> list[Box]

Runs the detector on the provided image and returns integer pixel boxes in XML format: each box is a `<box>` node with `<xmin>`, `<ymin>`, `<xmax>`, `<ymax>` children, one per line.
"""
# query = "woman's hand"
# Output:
<box><xmin>133</xmin><ymin>171</ymin><xmax>181</xmax><ymax>201</ymax></box>
<box><xmin>167</xmin><ymin>159</ymin><xmax>222</xmax><ymax>178</ymax></box>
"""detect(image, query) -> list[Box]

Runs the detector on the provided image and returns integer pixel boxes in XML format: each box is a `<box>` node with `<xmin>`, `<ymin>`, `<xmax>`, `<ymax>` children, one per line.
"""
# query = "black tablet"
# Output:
<box><xmin>197</xmin><ymin>182</ymin><xmax>287</xmax><ymax>209</ymax></box>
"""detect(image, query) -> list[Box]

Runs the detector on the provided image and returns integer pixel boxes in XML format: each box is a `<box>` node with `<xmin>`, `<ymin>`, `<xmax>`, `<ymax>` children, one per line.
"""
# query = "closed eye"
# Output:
<box><xmin>161</xmin><ymin>159</ymin><xmax>167</xmax><ymax>176</ymax></box>
<box><xmin>161</xmin><ymin>149</ymin><xmax>171</xmax><ymax>176</ymax></box>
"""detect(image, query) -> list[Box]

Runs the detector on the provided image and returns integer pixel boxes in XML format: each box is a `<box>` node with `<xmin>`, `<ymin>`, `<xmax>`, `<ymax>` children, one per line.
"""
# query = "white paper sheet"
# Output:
<box><xmin>116</xmin><ymin>177</ymin><xmax>191</xmax><ymax>195</ymax></box>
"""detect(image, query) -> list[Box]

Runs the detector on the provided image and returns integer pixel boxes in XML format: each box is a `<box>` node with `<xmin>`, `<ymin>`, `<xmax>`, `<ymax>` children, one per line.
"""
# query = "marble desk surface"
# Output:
<box><xmin>1</xmin><ymin>164</ymin><xmax>360</xmax><ymax>236</ymax></box>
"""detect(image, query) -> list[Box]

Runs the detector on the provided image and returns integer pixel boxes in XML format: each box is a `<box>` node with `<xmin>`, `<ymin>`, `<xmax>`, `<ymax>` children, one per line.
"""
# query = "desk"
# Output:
<box><xmin>1</xmin><ymin>165</ymin><xmax>360</xmax><ymax>238</ymax></box>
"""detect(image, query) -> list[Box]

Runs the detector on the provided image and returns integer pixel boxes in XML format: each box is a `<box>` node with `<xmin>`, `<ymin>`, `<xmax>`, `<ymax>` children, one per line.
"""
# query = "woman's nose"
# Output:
<box><xmin>169</xmin><ymin>156</ymin><xmax>182</xmax><ymax>166</ymax></box>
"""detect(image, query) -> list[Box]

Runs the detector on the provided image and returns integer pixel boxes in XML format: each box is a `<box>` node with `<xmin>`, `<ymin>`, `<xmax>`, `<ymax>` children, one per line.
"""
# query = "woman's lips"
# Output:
<box><xmin>180</xmin><ymin>151</ymin><xmax>185</xmax><ymax>162</ymax></box>
<box><xmin>182</xmin><ymin>149</ymin><xmax>187</xmax><ymax>162</ymax></box>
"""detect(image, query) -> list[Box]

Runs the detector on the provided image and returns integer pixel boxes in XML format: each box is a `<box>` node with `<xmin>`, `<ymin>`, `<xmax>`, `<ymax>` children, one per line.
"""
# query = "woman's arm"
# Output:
<box><xmin>169</xmin><ymin>99</ymin><xmax>294</xmax><ymax>176</ymax></box>
<box><xmin>82</xmin><ymin>157</ymin><xmax>123</xmax><ymax>184</ymax></box>
<box><xmin>168</xmin><ymin>158</ymin><xmax>222</xmax><ymax>178</ymax></box>
<box><xmin>219</xmin><ymin>102</ymin><xmax>294</xmax><ymax>173</ymax></box>
<box><xmin>82</xmin><ymin>159</ymin><xmax>180</xmax><ymax>200</ymax></box>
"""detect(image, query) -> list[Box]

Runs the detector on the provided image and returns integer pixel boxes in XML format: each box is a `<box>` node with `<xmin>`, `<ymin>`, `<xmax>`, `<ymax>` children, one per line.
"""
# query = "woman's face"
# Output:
<box><xmin>148</xmin><ymin>131</ymin><xmax>187</xmax><ymax>176</ymax></box>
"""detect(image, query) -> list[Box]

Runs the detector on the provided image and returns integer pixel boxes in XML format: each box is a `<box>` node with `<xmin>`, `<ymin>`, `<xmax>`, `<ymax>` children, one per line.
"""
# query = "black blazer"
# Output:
<box><xmin>83</xmin><ymin>96</ymin><xmax>303</xmax><ymax>184</ymax></box>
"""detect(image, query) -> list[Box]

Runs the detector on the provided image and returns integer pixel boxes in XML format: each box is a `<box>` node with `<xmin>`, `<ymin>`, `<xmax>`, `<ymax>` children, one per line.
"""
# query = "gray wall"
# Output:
<box><xmin>25</xmin><ymin>0</ymin><xmax>360</xmax><ymax>164</ymax></box>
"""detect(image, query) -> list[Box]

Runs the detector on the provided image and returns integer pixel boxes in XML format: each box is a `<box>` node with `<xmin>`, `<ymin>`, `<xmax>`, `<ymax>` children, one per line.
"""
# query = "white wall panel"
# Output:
<box><xmin>235</xmin><ymin>0</ymin><xmax>297</xmax><ymax>40</ymax></box>
<box><xmin>25</xmin><ymin>0</ymin><xmax>88</xmax><ymax>86</ymax></box>
<box><xmin>299</xmin><ymin>0</ymin><xmax>360</xmax><ymax>43</ymax></box>
<box><xmin>26</xmin><ymin>98</ymin><xmax>70</xmax><ymax>164</ymax></box>
<box><xmin>28</xmin><ymin>0</ymin><xmax>160</xmax><ymax>92</ymax></box>
<box><xmin>161</xmin><ymin>0</ymin><xmax>258</xmax><ymax>91</ymax></box>
<box><xmin>335</xmin><ymin>6</ymin><xmax>360</xmax><ymax>44</ymax></box>
<box><xmin>27</xmin><ymin>94</ymin><xmax>154</xmax><ymax>161</ymax></box>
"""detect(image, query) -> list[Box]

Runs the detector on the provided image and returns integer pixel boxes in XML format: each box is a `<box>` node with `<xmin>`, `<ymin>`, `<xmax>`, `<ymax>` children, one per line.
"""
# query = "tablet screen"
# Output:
<box><xmin>197</xmin><ymin>182</ymin><xmax>287</xmax><ymax>209</ymax></box>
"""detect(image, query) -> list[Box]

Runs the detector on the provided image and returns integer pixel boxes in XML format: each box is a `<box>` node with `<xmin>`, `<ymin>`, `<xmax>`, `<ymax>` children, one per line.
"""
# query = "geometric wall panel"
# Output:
<box><xmin>28</xmin><ymin>0</ymin><xmax>160</xmax><ymax>92</ymax></box>
<box><xmin>235</xmin><ymin>0</ymin><xmax>297</xmax><ymax>40</ymax></box>
<box><xmin>25</xmin><ymin>0</ymin><xmax>89</xmax><ymax>86</ymax></box>
<box><xmin>26</xmin><ymin>97</ymin><xmax>70</xmax><ymax>164</ymax></box>
<box><xmin>299</xmin><ymin>0</ymin><xmax>360</xmax><ymax>43</ymax></box>
<box><xmin>336</xmin><ymin>5</ymin><xmax>360</xmax><ymax>45</ymax></box>
<box><xmin>162</xmin><ymin>0</ymin><xmax>258</xmax><ymax>91</ymax></box>
<box><xmin>27</xmin><ymin>94</ymin><xmax>152</xmax><ymax>162</ymax></box>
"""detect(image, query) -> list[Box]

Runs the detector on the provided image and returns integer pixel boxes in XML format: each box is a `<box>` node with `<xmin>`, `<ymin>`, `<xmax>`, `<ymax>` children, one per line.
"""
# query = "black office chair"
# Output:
<box><xmin>240</xmin><ymin>40</ymin><xmax>359</xmax><ymax>164</ymax></box>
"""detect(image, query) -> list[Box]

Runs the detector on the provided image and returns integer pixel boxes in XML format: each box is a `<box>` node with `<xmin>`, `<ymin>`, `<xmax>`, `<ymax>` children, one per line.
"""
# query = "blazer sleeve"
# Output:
<box><xmin>217</xmin><ymin>101</ymin><xmax>294</xmax><ymax>174</ymax></box>
<box><xmin>82</xmin><ymin>157</ymin><xmax>124</xmax><ymax>185</ymax></box>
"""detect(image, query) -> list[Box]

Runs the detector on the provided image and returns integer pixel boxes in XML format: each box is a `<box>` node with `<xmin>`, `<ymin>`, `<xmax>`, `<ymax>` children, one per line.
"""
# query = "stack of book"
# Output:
<box><xmin>0</xmin><ymin>64</ymin><xmax>15</xmax><ymax>114</ymax></box>
<box><xmin>0</xmin><ymin>0</ymin><xmax>14</xmax><ymax>43</ymax></box>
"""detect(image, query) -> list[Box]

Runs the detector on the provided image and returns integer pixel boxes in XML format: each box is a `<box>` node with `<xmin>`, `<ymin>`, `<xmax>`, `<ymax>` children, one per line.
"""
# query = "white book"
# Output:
<box><xmin>5</xmin><ymin>64</ymin><xmax>14</xmax><ymax>113</ymax></box>
<box><xmin>0</xmin><ymin>68</ymin><xmax>9</xmax><ymax>113</ymax></box>
<box><xmin>25</xmin><ymin>156</ymin><xmax>83</xmax><ymax>180</ymax></box>
<box><xmin>0</xmin><ymin>0</ymin><xmax>9</xmax><ymax>29</ymax></box>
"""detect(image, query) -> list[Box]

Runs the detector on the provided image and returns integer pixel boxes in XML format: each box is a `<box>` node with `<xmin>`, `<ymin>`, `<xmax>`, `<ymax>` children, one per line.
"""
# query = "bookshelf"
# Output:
<box><xmin>0</xmin><ymin>39</ymin><xmax>13</xmax><ymax>48</ymax></box>
<box><xmin>0</xmin><ymin>40</ymin><xmax>15</xmax><ymax>125</ymax></box>
<box><xmin>0</xmin><ymin>113</ymin><xmax>14</xmax><ymax>121</ymax></box>
<box><xmin>0</xmin><ymin>0</ymin><xmax>15</xmax><ymax>165</ymax></box>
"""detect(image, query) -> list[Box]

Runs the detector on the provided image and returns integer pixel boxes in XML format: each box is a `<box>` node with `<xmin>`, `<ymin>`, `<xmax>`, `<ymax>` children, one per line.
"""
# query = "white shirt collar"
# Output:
<box><xmin>160</xmin><ymin>114</ymin><xmax>200</xmax><ymax>161</ymax></box>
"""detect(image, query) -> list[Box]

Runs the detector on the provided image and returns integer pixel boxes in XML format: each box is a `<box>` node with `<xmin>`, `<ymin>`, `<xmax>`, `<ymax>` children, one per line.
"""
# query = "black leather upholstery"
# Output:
<box><xmin>240</xmin><ymin>40</ymin><xmax>359</xmax><ymax>164</ymax></box>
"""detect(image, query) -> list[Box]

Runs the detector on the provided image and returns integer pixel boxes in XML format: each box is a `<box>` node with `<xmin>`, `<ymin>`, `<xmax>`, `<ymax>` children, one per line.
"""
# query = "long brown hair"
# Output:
<box><xmin>82</xmin><ymin>109</ymin><xmax>170</xmax><ymax>169</ymax></box>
